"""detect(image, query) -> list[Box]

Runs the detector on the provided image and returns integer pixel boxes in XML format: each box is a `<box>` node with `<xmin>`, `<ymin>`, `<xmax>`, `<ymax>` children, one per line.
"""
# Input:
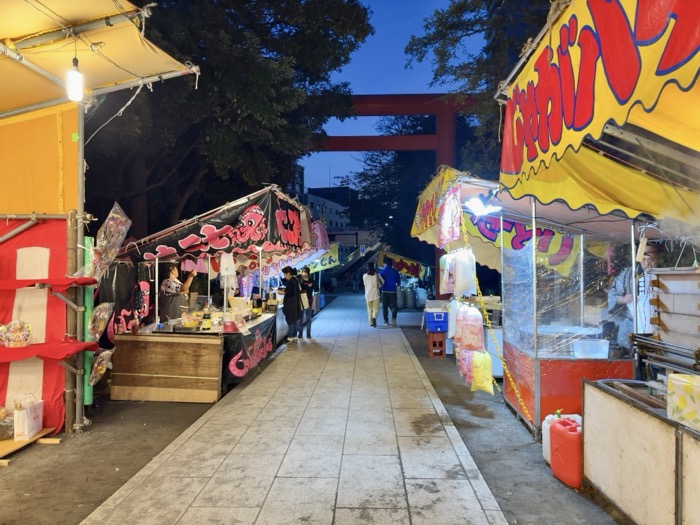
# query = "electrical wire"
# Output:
<box><xmin>85</xmin><ymin>83</ymin><xmax>143</xmax><ymax>146</ymax></box>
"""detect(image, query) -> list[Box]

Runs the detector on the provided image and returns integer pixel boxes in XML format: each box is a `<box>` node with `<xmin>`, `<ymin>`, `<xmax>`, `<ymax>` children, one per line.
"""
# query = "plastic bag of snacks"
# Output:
<box><xmin>0</xmin><ymin>407</ymin><xmax>14</xmax><ymax>440</ymax></box>
<box><xmin>88</xmin><ymin>303</ymin><xmax>114</xmax><ymax>342</ymax></box>
<box><xmin>89</xmin><ymin>349</ymin><xmax>114</xmax><ymax>386</ymax></box>
<box><xmin>74</xmin><ymin>202</ymin><xmax>132</xmax><ymax>282</ymax></box>
<box><xmin>471</xmin><ymin>350</ymin><xmax>494</xmax><ymax>395</ymax></box>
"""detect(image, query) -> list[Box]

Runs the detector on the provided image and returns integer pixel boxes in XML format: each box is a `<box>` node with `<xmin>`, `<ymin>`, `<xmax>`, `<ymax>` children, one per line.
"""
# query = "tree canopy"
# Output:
<box><xmin>405</xmin><ymin>0</ymin><xmax>550</xmax><ymax>178</ymax></box>
<box><xmin>338</xmin><ymin>1</ymin><xmax>551</xmax><ymax>263</ymax></box>
<box><xmin>85</xmin><ymin>0</ymin><xmax>373</xmax><ymax>236</ymax></box>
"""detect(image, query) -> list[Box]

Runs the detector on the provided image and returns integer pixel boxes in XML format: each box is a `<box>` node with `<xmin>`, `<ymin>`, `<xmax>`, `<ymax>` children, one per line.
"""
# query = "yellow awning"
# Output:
<box><xmin>0</xmin><ymin>0</ymin><xmax>196</xmax><ymax>118</ymax></box>
<box><xmin>501</xmin><ymin>146</ymin><xmax>700</xmax><ymax>225</ymax></box>
<box><xmin>498</xmin><ymin>0</ymin><xmax>699</xmax><ymax>225</ymax></box>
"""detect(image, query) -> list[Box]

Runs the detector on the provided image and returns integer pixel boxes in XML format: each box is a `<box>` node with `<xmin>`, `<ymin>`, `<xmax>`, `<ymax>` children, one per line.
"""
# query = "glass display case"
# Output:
<box><xmin>501</xmin><ymin>226</ymin><xmax>635</xmax><ymax>431</ymax></box>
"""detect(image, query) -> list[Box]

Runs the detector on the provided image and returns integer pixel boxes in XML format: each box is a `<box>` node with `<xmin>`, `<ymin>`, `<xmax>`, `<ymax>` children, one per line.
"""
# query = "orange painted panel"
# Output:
<box><xmin>539</xmin><ymin>359</ymin><xmax>633</xmax><ymax>419</ymax></box>
<box><xmin>503</xmin><ymin>342</ymin><xmax>536</xmax><ymax>425</ymax></box>
<box><xmin>0</xmin><ymin>104</ymin><xmax>79</xmax><ymax>215</ymax></box>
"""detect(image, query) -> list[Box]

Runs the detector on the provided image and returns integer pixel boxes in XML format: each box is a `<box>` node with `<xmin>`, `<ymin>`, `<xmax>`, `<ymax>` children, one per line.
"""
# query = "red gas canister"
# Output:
<box><xmin>550</xmin><ymin>418</ymin><xmax>582</xmax><ymax>489</ymax></box>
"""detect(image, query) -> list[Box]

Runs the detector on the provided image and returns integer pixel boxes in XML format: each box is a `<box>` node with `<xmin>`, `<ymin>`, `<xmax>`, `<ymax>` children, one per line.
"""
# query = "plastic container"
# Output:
<box><xmin>396</xmin><ymin>288</ymin><xmax>405</xmax><ymax>308</ymax></box>
<box><xmin>424</xmin><ymin>310</ymin><xmax>448</xmax><ymax>332</ymax></box>
<box><xmin>405</xmin><ymin>289</ymin><xmax>416</xmax><ymax>309</ymax></box>
<box><xmin>542</xmin><ymin>414</ymin><xmax>582</xmax><ymax>464</ymax></box>
<box><xmin>550</xmin><ymin>418</ymin><xmax>583</xmax><ymax>488</ymax></box>
<box><xmin>573</xmin><ymin>339</ymin><xmax>609</xmax><ymax>359</ymax></box>
<box><xmin>415</xmin><ymin>288</ymin><xmax>427</xmax><ymax>308</ymax></box>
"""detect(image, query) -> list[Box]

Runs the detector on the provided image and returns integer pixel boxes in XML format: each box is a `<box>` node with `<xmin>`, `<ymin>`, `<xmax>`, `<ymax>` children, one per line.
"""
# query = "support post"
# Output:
<box><xmin>64</xmin><ymin>211</ymin><xmax>77</xmax><ymax>435</ymax></box>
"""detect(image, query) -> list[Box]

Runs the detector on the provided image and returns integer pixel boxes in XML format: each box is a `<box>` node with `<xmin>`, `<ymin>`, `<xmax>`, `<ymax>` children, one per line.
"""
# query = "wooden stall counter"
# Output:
<box><xmin>112</xmin><ymin>310</ymin><xmax>286</xmax><ymax>403</ymax></box>
<box><xmin>112</xmin><ymin>333</ymin><xmax>223</xmax><ymax>403</ymax></box>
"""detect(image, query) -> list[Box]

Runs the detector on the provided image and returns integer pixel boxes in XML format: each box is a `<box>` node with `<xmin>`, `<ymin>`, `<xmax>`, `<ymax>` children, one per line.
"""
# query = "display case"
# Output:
<box><xmin>502</xmin><ymin>229</ymin><xmax>634</xmax><ymax>431</ymax></box>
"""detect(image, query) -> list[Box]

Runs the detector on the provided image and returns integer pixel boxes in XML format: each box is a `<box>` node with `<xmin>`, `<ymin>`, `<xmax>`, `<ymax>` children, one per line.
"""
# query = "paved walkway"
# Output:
<box><xmin>82</xmin><ymin>294</ymin><xmax>507</xmax><ymax>525</ymax></box>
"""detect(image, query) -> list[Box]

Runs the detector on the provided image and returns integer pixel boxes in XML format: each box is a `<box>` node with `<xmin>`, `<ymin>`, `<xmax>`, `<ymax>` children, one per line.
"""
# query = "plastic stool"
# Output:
<box><xmin>427</xmin><ymin>331</ymin><xmax>446</xmax><ymax>358</ymax></box>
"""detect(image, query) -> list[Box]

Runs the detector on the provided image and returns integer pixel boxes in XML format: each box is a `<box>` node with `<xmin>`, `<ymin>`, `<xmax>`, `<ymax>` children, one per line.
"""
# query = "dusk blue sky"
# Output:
<box><xmin>299</xmin><ymin>0</ymin><xmax>468</xmax><ymax>189</ymax></box>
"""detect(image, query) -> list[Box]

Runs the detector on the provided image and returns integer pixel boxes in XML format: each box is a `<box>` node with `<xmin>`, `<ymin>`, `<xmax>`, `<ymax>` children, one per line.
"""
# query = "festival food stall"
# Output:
<box><xmin>109</xmin><ymin>186</ymin><xmax>317</xmax><ymax>402</ymax></box>
<box><xmin>495</xmin><ymin>0</ymin><xmax>699</xmax><ymax>520</ymax></box>
<box><xmin>0</xmin><ymin>0</ymin><xmax>197</xmax><ymax>451</ymax></box>
<box><xmin>412</xmin><ymin>166</ymin><xmax>641</xmax><ymax>428</ymax></box>
<box><xmin>373</xmin><ymin>249</ymin><xmax>432</xmax><ymax>308</ymax></box>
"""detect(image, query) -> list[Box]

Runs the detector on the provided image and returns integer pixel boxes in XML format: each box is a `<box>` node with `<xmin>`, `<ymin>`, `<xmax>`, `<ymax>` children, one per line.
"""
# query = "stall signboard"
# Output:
<box><xmin>244</xmin><ymin>220</ymin><xmax>329</xmax><ymax>277</ymax></box>
<box><xmin>463</xmin><ymin>211</ymin><xmax>580</xmax><ymax>276</ymax></box>
<box><xmin>377</xmin><ymin>250</ymin><xmax>428</xmax><ymax>279</ymax></box>
<box><xmin>411</xmin><ymin>166</ymin><xmax>460</xmax><ymax>240</ymax></box>
<box><xmin>308</xmin><ymin>243</ymin><xmax>340</xmax><ymax>273</ymax></box>
<box><xmin>227</xmin><ymin>315</ymin><xmax>276</xmax><ymax>378</ymax></box>
<box><xmin>121</xmin><ymin>187</ymin><xmax>313</xmax><ymax>263</ymax></box>
<box><xmin>499</xmin><ymin>0</ymin><xmax>700</xmax><ymax>224</ymax></box>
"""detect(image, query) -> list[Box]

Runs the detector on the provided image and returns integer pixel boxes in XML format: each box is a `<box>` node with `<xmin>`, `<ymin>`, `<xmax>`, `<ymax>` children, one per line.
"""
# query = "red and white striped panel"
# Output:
<box><xmin>0</xmin><ymin>220</ymin><xmax>68</xmax><ymax>433</ymax></box>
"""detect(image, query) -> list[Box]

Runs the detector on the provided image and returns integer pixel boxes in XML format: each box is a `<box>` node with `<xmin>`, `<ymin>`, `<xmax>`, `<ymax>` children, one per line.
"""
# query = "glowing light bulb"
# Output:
<box><xmin>66</xmin><ymin>57</ymin><xmax>84</xmax><ymax>102</ymax></box>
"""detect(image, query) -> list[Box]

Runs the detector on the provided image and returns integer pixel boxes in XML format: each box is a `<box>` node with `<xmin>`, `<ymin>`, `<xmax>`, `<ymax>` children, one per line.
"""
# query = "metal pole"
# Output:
<box><xmin>74</xmin><ymin>102</ymin><xmax>86</xmax><ymax>431</ymax></box>
<box><xmin>532</xmin><ymin>198</ymin><xmax>541</xmax><ymax>428</ymax></box>
<box><xmin>630</xmin><ymin>223</ymin><xmax>638</xmax><ymax>333</ymax></box>
<box><xmin>65</xmin><ymin>211</ymin><xmax>77</xmax><ymax>435</ymax></box>
<box><xmin>155</xmin><ymin>260</ymin><xmax>160</xmax><ymax>323</ymax></box>
<box><xmin>579</xmin><ymin>233</ymin><xmax>585</xmax><ymax>326</ymax></box>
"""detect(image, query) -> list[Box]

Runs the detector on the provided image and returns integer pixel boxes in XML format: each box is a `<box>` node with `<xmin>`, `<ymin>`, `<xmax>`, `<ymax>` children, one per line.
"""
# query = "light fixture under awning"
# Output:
<box><xmin>0</xmin><ymin>0</ymin><xmax>198</xmax><ymax>118</ymax></box>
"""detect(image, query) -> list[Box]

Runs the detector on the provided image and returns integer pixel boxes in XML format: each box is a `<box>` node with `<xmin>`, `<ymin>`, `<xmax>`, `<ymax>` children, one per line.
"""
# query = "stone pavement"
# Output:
<box><xmin>82</xmin><ymin>294</ymin><xmax>507</xmax><ymax>525</ymax></box>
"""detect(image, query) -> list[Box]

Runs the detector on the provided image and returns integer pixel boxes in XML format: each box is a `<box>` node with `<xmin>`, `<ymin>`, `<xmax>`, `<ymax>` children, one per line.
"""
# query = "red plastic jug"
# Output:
<box><xmin>550</xmin><ymin>418</ymin><xmax>582</xmax><ymax>489</ymax></box>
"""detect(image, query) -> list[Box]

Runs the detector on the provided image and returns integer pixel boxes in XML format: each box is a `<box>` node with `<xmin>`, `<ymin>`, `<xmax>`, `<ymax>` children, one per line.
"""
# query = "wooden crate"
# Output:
<box><xmin>111</xmin><ymin>334</ymin><xmax>223</xmax><ymax>403</ymax></box>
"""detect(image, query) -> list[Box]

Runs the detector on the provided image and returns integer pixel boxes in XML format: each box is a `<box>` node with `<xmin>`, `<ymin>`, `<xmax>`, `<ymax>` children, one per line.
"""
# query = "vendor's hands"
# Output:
<box><xmin>190</xmin><ymin>269</ymin><xmax>198</xmax><ymax>277</ymax></box>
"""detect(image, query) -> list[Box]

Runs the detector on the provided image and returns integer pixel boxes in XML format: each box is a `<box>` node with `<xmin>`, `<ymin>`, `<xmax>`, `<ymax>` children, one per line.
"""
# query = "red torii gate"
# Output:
<box><xmin>316</xmin><ymin>93</ymin><xmax>474</xmax><ymax>295</ymax></box>
<box><xmin>318</xmin><ymin>93</ymin><xmax>473</xmax><ymax>166</ymax></box>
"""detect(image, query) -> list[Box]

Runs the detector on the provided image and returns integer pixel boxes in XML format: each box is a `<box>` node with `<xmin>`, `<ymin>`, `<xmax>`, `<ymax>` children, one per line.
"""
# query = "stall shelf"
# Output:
<box><xmin>111</xmin><ymin>310</ymin><xmax>286</xmax><ymax>403</ymax></box>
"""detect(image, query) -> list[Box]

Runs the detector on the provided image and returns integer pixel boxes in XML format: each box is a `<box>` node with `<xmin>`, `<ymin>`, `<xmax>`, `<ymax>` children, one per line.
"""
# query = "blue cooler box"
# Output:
<box><xmin>424</xmin><ymin>309</ymin><xmax>448</xmax><ymax>332</ymax></box>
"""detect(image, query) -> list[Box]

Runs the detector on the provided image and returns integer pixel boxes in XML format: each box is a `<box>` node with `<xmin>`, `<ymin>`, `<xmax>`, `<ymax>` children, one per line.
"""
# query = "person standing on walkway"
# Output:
<box><xmin>352</xmin><ymin>266</ymin><xmax>364</xmax><ymax>293</ymax></box>
<box><xmin>298</xmin><ymin>266</ymin><xmax>316</xmax><ymax>338</ymax></box>
<box><xmin>281</xmin><ymin>266</ymin><xmax>301</xmax><ymax>343</ymax></box>
<box><xmin>379</xmin><ymin>258</ymin><xmax>401</xmax><ymax>327</ymax></box>
<box><xmin>363</xmin><ymin>263</ymin><xmax>383</xmax><ymax>327</ymax></box>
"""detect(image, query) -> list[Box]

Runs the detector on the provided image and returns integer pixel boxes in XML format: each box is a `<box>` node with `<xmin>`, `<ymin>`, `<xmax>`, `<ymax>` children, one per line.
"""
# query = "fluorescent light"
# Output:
<box><xmin>465</xmin><ymin>196</ymin><xmax>502</xmax><ymax>216</ymax></box>
<box><xmin>66</xmin><ymin>57</ymin><xmax>84</xmax><ymax>102</ymax></box>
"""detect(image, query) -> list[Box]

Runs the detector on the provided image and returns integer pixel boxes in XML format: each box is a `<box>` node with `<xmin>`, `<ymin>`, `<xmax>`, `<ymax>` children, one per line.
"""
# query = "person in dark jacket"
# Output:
<box><xmin>281</xmin><ymin>266</ymin><xmax>301</xmax><ymax>343</ymax></box>
<box><xmin>379</xmin><ymin>258</ymin><xmax>401</xmax><ymax>327</ymax></box>
<box><xmin>298</xmin><ymin>266</ymin><xmax>316</xmax><ymax>338</ymax></box>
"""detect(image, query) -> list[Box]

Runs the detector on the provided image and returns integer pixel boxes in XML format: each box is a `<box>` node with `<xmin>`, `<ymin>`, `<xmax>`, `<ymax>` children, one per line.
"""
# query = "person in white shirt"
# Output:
<box><xmin>362</xmin><ymin>263</ymin><xmax>384</xmax><ymax>327</ymax></box>
<box><xmin>607</xmin><ymin>243</ymin><xmax>659</xmax><ymax>347</ymax></box>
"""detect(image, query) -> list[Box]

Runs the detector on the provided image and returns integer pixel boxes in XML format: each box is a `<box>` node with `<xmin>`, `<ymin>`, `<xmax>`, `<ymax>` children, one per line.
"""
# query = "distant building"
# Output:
<box><xmin>305</xmin><ymin>193</ymin><xmax>350</xmax><ymax>231</ymax></box>
<box><xmin>307</xmin><ymin>186</ymin><xmax>357</xmax><ymax>208</ymax></box>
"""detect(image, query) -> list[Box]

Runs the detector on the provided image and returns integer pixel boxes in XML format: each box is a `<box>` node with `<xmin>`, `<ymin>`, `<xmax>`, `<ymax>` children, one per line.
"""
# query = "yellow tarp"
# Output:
<box><xmin>376</xmin><ymin>250</ymin><xmax>428</xmax><ymax>279</ymax></box>
<box><xmin>499</xmin><ymin>0</ymin><xmax>700</xmax><ymax>224</ymax></box>
<box><xmin>501</xmin><ymin>146</ymin><xmax>700</xmax><ymax>224</ymax></box>
<box><xmin>308</xmin><ymin>243</ymin><xmax>340</xmax><ymax>273</ymax></box>
<box><xmin>0</xmin><ymin>0</ymin><xmax>193</xmax><ymax>116</ymax></box>
<box><xmin>0</xmin><ymin>1</ymin><xmax>195</xmax><ymax>215</ymax></box>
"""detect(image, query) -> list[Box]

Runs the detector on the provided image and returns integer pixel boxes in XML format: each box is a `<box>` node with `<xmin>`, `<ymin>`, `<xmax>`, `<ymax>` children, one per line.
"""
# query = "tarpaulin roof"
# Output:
<box><xmin>256</xmin><ymin>220</ymin><xmax>330</xmax><ymax>278</ymax></box>
<box><xmin>0</xmin><ymin>0</ymin><xmax>197</xmax><ymax>118</ymax></box>
<box><xmin>119</xmin><ymin>186</ymin><xmax>314</xmax><ymax>263</ymax></box>
<box><xmin>412</xmin><ymin>166</ymin><xmax>647</xmax><ymax>273</ymax></box>
<box><xmin>496</xmin><ymin>0</ymin><xmax>700</xmax><ymax>226</ymax></box>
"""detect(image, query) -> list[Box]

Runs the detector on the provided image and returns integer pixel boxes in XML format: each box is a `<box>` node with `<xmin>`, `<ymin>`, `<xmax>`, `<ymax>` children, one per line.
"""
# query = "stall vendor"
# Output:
<box><xmin>158</xmin><ymin>263</ymin><xmax>197</xmax><ymax>321</ymax></box>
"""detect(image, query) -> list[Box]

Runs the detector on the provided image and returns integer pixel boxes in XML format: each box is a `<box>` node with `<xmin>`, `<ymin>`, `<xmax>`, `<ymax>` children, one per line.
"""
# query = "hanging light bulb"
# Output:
<box><xmin>465</xmin><ymin>193</ymin><xmax>502</xmax><ymax>217</ymax></box>
<box><xmin>66</xmin><ymin>56</ymin><xmax>84</xmax><ymax>102</ymax></box>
